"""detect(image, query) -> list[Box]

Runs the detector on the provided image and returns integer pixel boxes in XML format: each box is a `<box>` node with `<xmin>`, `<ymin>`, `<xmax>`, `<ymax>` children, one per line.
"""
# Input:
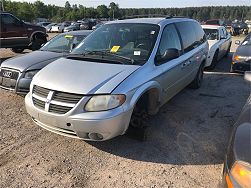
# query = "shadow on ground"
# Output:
<box><xmin>88</xmin><ymin>51</ymin><xmax>248</xmax><ymax>166</ymax></box>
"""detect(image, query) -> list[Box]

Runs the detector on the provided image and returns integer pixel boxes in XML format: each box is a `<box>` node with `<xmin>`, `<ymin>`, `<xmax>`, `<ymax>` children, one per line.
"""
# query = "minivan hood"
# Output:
<box><xmin>1</xmin><ymin>51</ymin><xmax>64</xmax><ymax>72</ymax></box>
<box><xmin>33</xmin><ymin>58</ymin><xmax>140</xmax><ymax>94</ymax></box>
<box><xmin>235</xmin><ymin>45</ymin><xmax>251</xmax><ymax>57</ymax></box>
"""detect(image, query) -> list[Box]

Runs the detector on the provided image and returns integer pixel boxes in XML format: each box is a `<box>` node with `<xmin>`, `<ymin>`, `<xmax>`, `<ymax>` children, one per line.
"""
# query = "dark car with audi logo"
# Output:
<box><xmin>0</xmin><ymin>30</ymin><xmax>91</xmax><ymax>94</ymax></box>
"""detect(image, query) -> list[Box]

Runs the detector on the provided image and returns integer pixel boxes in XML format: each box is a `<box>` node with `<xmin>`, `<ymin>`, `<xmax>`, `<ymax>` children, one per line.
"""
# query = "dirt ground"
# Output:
<box><xmin>0</xmin><ymin>35</ymin><xmax>250</xmax><ymax>188</ymax></box>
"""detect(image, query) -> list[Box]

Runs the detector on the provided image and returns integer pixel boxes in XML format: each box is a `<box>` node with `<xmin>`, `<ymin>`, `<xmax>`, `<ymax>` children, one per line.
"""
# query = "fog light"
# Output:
<box><xmin>88</xmin><ymin>133</ymin><xmax>104</xmax><ymax>140</ymax></box>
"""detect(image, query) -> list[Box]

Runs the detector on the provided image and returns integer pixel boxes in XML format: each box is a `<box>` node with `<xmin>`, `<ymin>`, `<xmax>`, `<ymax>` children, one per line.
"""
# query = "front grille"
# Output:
<box><xmin>49</xmin><ymin>104</ymin><xmax>72</xmax><ymax>114</ymax></box>
<box><xmin>0</xmin><ymin>69</ymin><xmax>20</xmax><ymax>89</ymax></box>
<box><xmin>33</xmin><ymin>98</ymin><xmax>45</xmax><ymax>109</ymax></box>
<box><xmin>32</xmin><ymin>85</ymin><xmax>84</xmax><ymax>114</ymax></box>
<box><xmin>33</xmin><ymin>85</ymin><xmax>50</xmax><ymax>98</ymax></box>
<box><xmin>53</xmin><ymin>91</ymin><xmax>83</xmax><ymax>103</ymax></box>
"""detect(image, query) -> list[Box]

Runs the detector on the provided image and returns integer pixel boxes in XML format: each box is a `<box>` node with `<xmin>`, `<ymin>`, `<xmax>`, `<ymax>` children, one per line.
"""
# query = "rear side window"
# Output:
<box><xmin>158</xmin><ymin>24</ymin><xmax>182</xmax><ymax>57</ymax></box>
<box><xmin>176</xmin><ymin>21</ymin><xmax>197</xmax><ymax>53</ymax></box>
<box><xmin>1</xmin><ymin>14</ymin><xmax>19</xmax><ymax>25</ymax></box>
<box><xmin>192</xmin><ymin>22</ymin><xmax>206</xmax><ymax>46</ymax></box>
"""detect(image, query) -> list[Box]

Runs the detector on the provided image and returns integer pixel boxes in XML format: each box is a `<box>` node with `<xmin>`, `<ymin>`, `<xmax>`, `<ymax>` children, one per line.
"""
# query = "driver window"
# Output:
<box><xmin>2</xmin><ymin>14</ymin><xmax>20</xmax><ymax>26</ymax></box>
<box><xmin>157</xmin><ymin>24</ymin><xmax>182</xmax><ymax>63</ymax></box>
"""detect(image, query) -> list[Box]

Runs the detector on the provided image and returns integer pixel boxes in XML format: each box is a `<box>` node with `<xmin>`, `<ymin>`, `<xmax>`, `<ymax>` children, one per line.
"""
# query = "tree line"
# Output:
<box><xmin>1</xmin><ymin>0</ymin><xmax>251</xmax><ymax>22</ymax></box>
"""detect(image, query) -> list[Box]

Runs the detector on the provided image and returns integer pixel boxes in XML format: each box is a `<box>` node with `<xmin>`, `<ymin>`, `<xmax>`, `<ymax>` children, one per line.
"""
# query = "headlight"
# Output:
<box><xmin>24</xmin><ymin>70</ymin><xmax>39</xmax><ymax>79</ymax></box>
<box><xmin>234</xmin><ymin>55</ymin><xmax>251</xmax><ymax>62</ymax></box>
<box><xmin>85</xmin><ymin>95</ymin><xmax>126</xmax><ymax>112</ymax></box>
<box><xmin>230</xmin><ymin>161</ymin><xmax>251</xmax><ymax>188</ymax></box>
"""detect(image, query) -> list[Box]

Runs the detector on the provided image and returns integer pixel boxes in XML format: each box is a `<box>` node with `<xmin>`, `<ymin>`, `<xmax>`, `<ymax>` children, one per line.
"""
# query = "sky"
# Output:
<box><xmin>14</xmin><ymin>0</ymin><xmax>251</xmax><ymax>8</ymax></box>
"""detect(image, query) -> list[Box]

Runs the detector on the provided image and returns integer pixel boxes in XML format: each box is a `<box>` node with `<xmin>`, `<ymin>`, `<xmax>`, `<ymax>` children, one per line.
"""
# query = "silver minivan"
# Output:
<box><xmin>25</xmin><ymin>17</ymin><xmax>209</xmax><ymax>141</ymax></box>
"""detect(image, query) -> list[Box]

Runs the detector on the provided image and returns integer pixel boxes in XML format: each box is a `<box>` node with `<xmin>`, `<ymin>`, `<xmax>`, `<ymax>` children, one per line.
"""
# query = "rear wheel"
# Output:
<box><xmin>11</xmin><ymin>47</ymin><xmax>25</xmax><ymax>53</ymax></box>
<box><xmin>225</xmin><ymin>43</ymin><xmax>231</xmax><ymax>57</ymax></box>
<box><xmin>209</xmin><ymin>50</ymin><xmax>219</xmax><ymax>69</ymax></box>
<box><xmin>190</xmin><ymin>63</ymin><xmax>204</xmax><ymax>89</ymax></box>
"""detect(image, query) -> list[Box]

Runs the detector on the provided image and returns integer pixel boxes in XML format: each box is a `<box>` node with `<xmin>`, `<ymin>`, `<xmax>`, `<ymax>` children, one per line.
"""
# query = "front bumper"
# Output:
<box><xmin>0</xmin><ymin>68</ymin><xmax>31</xmax><ymax>94</ymax></box>
<box><xmin>25</xmin><ymin>92</ymin><xmax>133</xmax><ymax>141</ymax></box>
<box><xmin>231</xmin><ymin>61</ymin><xmax>251</xmax><ymax>73</ymax></box>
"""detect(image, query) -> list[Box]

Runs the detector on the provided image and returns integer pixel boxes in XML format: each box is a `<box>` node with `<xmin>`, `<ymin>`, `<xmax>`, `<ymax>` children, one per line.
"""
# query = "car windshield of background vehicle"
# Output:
<box><xmin>242</xmin><ymin>35</ymin><xmax>251</xmax><ymax>45</ymax></box>
<box><xmin>40</xmin><ymin>34</ymin><xmax>86</xmax><ymax>53</ymax></box>
<box><xmin>71</xmin><ymin>23</ymin><xmax>160</xmax><ymax>65</ymax></box>
<box><xmin>203</xmin><ymin>29</ymin><xmax>219</xmax><ymax>40</ymax></box>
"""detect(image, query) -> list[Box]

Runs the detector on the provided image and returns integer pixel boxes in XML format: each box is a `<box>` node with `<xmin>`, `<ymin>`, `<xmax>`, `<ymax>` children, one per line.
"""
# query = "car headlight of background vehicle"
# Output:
<box><xmin>24</xmin><ymin>70</ymin><xmax>39</xmax><ymax>79</ymax></box>
<box><xmin>85</xmin><ymin>95</ymin><xmax>126</xmax><ymax>112</ymax></box>
<box><xmin>233</xmin><ymin>55</ymin><xmax>251</xmax><ymax>62</ymax></box>
<box><xmin>227</xmin><ymin>161</ymin><xmax>251</xmax><ymax>188</ymax></box>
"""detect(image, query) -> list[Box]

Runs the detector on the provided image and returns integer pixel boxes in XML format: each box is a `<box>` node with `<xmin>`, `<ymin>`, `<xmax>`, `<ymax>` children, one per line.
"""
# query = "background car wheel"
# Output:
<box><xmin>209</xmin><ymin>50</ymin><xmax>219</xmax><ymax>69</ymax></box>
<box><xmin>31</xmin><ymin>37</ymin><xmax>46</xmax><ymax>51</ymax></box>
<box><xmin>230</xmin><ymin>65</ymin><xmax>235</xmax><ymax>73</ymax></box>
<box><xmin>225</xmin><ymin>43</ymin><xmax>231</xmax><ymax>57</ymax></box>
<box><xmin>190</xmin><ymin>63</ymin><xmax>204</xmax><ymax>89</ymax></box>
<box><xmin>11</xmin><ymin>47</ymin><xmax>25</xmax><ymax>53</ymax></box>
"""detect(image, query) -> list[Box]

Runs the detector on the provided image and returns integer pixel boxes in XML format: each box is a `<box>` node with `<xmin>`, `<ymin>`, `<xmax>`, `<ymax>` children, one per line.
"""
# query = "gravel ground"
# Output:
<box><xmin>0</xmin><ymin>36</ymin><xmax>250</xmax><ymax>188</ymax></box>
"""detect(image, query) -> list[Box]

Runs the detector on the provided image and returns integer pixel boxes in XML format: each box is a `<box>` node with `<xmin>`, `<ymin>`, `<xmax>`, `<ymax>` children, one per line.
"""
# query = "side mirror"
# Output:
<box><xmin>220</xmin><ymin>36</ymin><xmax>227</xmax><ymax>40</ymax></box>
<box><xmin>244</xmin><ymin>71</ymin><xmax>251</xmax><ymax>82</ymax></box>
<box><xmin>235</xmin><ymin>40</ymin><xmax>241</xmax><ymax>45</ymax></box>
<box><xmin>155</xmin><ymin>48</ymin><xmax>180</xmax><ymax>64</ymax></box>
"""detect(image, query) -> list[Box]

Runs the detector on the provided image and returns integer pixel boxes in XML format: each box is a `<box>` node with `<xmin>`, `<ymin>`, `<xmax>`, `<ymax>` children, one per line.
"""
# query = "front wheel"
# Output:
<box><xmin>190</xmin><ymin>63</ymin><xmax>204</xmax><ymax>89</ymax></box>
<box><xmin>11</xmin><ymin>47</ymin><xmax>25</xmax><ymax>53</ymax></box>
<box><xmin>31</xmin><ymin>38</ymin><xmax>46</xmax><ymax>51</ymax></box>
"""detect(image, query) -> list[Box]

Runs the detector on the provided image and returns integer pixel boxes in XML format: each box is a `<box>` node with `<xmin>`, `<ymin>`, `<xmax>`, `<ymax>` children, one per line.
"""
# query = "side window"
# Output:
<box><xmin>1</xmin><ymin>14</ymin><xmax>19</xmax><ymax>25</ymax></box>
<box><xmin>176</xmin><ymin>22</ymin><xmax>197</xmax><ymax>53</ymax></box>
<box><xmin>157</xmin><ymin>24</ymin><xmax>182</xmax><ymax>60</ymax></box>
<box><xmin>192</xmin><ymin>22</ymin><xmax>206</xmax><ymax>47</ymax></box>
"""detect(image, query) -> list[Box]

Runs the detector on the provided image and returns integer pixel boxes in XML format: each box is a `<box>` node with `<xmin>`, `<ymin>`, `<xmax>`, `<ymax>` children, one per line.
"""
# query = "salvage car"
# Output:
<box><xmin>231</xmin><ymin>33</ymin><xmax>251</xmax><ymax>73</ymax></box>
<box><xmin>223</xmin><ymin>71</ymin><xmax>251</xmax><ymax>188</ymax></box>
<box><xmin>25</xmin><ymin>17</ymin><xmax>208</xmax><ymax>141</ymax></box>
<box><xmin>64</xmin><ymin>23</ymin><xmax>81</xmax><ymax>32</ymax></box>
<box><xmin>0</xmin><ymin>30</ymin><xmax>92</xmax><ymax>94</ymax></box>
<box><xmin>0</xmin><ymin>12</ymin><xmax>47</xmax><ymax>53</ymax></box>
<box><xmin>202</xmin><ymin>25</ymin><xmax>232</xmax><ymax>68</ymax></box>
<box><xmin>51</xmin><ymin>22</ymin><xmax>71</xmax><ymax>33</ymax></box>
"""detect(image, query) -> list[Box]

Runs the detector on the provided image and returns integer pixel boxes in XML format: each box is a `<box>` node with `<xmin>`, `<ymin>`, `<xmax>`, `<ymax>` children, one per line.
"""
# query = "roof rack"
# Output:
<box><xmin>119</xmin><ymin>14</ymin><xmax>167</xmax><ymax>20</ymax></box>
<box><xmin>119</xmin><ymin>14</ymin><xmax>188</xmax><ymax>20</ymax></box>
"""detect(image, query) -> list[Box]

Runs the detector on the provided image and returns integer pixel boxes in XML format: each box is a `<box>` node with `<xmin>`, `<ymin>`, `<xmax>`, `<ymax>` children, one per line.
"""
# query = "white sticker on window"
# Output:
<box><xmin>150</xmin><ymin>31</ymin><xmax>155</xmax><ymax>35</ymax></box>
<box><xmin>134</xmin><ymin>51</ymin><xmax>141</xmax><ymax>56</ymax></box>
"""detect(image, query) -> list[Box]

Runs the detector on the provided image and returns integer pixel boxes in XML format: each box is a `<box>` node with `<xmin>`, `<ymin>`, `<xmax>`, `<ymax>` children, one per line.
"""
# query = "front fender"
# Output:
<box><xmin>129</xmin><ymin>81</ymin><xmax>162</xmax><ymax>108</ymax></box>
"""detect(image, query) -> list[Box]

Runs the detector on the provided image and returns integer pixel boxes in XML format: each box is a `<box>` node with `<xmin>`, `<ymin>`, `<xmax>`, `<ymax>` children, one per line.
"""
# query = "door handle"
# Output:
<box><xmin>181</xmin><ymin>62</ymin><xmax>187</xmax><ymax>68</ymax></box>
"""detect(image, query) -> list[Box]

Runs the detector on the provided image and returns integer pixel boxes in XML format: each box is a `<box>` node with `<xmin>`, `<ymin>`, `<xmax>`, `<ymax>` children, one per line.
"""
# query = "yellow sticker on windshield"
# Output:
<box><xmin>65</xmin><ymin>35</ymin><xmax>73</xmax><ymax>38</ymax></box>
<box><xmin>110</xmin><ymin>46</ymin><xmax>120</xmax><ymax>53</ymax></box>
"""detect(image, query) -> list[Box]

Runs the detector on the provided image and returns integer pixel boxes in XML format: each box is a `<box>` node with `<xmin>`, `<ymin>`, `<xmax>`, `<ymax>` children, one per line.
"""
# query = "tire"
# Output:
<box><xmin>225</xmin><ymin>43</ymin><xmax>231</xmax><ymax>57</ymax></box>
<box><xmin>190</xmin><ymin>63</ymin><xmax>204</xmax><ymax>89</ymax></box>
<box><xmin>230</xmin><ymin>65</ymin><xmax>235</xmax><ymax>73</ymax></box>
<box><xmin>11</xmin><ymin>47</ymin><xmax>25</xmax><ymax>53</ymax></box>
<box><xmin>209</xmin><ymin>50</ymin><xmax>219</xmax><ymax>69</ymax></box>
<box><xmin>31</xmin><ymin>37</ymin><xmax>46</xmax><ymax>51</ymax></box>
<box><xmin>127</xmin><ymin>98</ymin><xmax>149</xmax><ymax>141</ymax></box>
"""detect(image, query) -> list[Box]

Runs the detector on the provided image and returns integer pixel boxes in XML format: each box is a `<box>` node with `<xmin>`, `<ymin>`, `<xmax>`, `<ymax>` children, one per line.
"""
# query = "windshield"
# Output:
<box><xmin>40</xmin><ymin>34</ymin><xmax>86</xmax><ymax>53</ymax></box>
<box><xmin>242</xmin><ymin>35</ymin><xmax>251</xmax><ymax>45</ymax></box>
<box><xmin>71</xmin><ymin>23</ymin><xmax>160</xmax><ymax>65</ymax></box>
<box><xmin>203</xmin><ymin>29</ymin><xmax>218</xmax><ymax>40</ymax></box>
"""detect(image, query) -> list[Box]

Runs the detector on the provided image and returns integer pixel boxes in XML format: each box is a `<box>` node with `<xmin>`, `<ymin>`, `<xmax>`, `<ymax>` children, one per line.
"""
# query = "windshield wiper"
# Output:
<box><xmin>83</xmin><ymin>50</ymin><xmax>136</xmax><ymax>64</ymax></box>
